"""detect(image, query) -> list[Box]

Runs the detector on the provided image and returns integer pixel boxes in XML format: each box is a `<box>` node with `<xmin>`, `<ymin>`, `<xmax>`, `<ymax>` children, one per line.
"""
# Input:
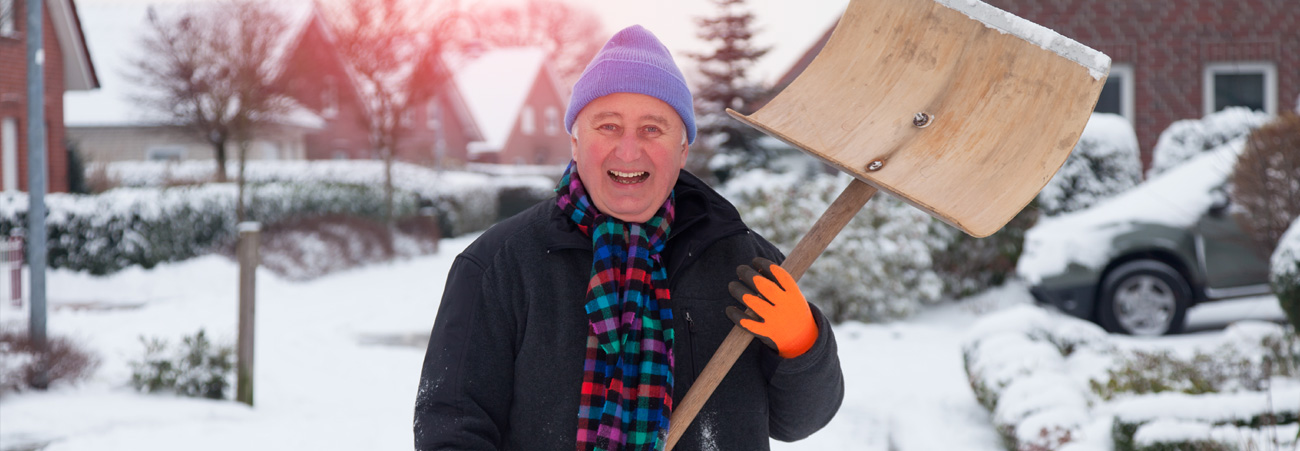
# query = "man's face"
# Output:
<box><xmin>571</xmin><ymin>92</ymin><xmax>689</xmax><ymax>223</ymax></box>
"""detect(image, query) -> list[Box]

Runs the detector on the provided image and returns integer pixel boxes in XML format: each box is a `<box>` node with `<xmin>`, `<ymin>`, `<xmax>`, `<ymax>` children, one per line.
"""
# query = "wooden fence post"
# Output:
<box><xmin>236</xmin><ymin>222</ymin><xmax>260</xmax><ymax>406</ymax></box>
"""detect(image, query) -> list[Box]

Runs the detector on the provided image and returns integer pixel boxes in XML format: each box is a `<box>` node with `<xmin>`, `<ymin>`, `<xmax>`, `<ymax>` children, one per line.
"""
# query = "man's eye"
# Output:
<box><xmin>598</xmin><ymin>124</ymin><xmax>620</xmax><ymax>132</ymax></box>
<box><xmin>641</xmin><ymin>125</ymin><xmax>662</xmax><ymax>135</ymax></box>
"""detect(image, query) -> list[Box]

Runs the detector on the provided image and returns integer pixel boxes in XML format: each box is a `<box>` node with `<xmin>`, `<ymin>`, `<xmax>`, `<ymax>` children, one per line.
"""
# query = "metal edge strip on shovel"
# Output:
<box><xmin>664</xmin><ymin>0</ymin><xmax>1110</xmax><ymax>448</ymax></box>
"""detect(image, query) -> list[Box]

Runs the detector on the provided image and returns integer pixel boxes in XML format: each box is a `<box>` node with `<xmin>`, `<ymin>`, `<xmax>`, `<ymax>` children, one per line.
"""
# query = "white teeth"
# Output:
<box><xmin>610</xmin><ymin>170</ymin><xmax>646</xmax><ymax>178</ymax></box>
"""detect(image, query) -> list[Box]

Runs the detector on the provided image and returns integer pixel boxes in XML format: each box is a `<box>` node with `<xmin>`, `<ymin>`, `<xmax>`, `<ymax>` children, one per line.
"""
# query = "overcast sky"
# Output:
<box><xmin>463</xmin><ymin>0</ymin><xmax>850</xmax><ymax>85</ymax></box>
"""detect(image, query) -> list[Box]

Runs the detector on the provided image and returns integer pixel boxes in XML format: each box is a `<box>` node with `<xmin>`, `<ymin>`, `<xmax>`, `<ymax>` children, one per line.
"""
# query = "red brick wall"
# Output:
<box><xmin>0</xmin><ymin>1</ymin><xmax>69</xmax><ymax>192</ymax></box>
<box><xmin>983</xmin><ymin>0</ymin><xmax>1299</xmax><ymax>167</ymax></box>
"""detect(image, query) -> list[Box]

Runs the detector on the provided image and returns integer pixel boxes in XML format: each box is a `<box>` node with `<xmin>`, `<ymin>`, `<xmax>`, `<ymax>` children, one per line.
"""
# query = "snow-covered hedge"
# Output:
<box><xmin>91</xmin><ymin>160</ymin><xmax>556</xmax><ymax>237</ymax></box>
<box><xmin>1274</xmin><ymin>216</ymin><xmax>1300</xmax><ymax>330</ymax></box>
<box><xmin>965</xmin><ymin>308</ymin><xmax>1298</xmax><ymax>451</ymax></box>
<box><xmin>723</xmin><ymin>170</ymin><xmax>945</xmax><ymax>323</ymax></box>
<box><xmin>0</xmin><ymin>182</ymin><xmax>420</xmax><ymax>275</ymax></box>
<box><xmin>1148</xmin><ymin>107</ymin><xmax>1271</xmax><ymax>178</ymax></box>
<box><xmin>1037</xmin><ymin>113</ymin><xmax>1143</xmax><ymax>217</ymax></box>
<box><xmin>963</xmin><ymin>306</ymin><xmax>1110</xmax><ymax>451</ymax></box>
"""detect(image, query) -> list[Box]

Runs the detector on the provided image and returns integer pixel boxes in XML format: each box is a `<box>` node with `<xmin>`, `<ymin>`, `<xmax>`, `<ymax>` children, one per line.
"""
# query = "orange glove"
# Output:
<box><xmin>725</xmin><ymin>257</ymin><xmax>818</xmax><ymax>359</ymax></box>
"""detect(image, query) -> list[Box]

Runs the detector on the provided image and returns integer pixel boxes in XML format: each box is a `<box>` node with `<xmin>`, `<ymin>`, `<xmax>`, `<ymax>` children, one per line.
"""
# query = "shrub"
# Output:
<box><xmin>1149</xmin><ymin>107</ymin><xmax>1271</xmax><ymax>178</ymax></box>
<box><xmin>1037</xmin><ymin>113</ymin><xmax>1143</xmax><ymax>217</ymax></box>
<box><xmin>256</xmin><ymin>213</ymin><xmax>440</xmax><ymax>281</ymax></box>
<box><xmin>726</xmin><ymin>171</ymin><xmax>945</xmax><ymax>323</ymax></box>
<box><xmin>130</xmin><ymin>329</ymin><xmax>233</xmax><ymax>400</ymax></box>
<box><xmin>1232</xmin><ymin>113</ymin><xmax>1300</xmax><ymax>258</ymax></box>
<box><xmin>0</xmin><ymin>182</ymin><xmax>433</xmax><ymax>275</ymax></box>
<box><xmin>1272</xmin><ymin>216</ymin><xmax>1300</xmax><ymax>330</ymax></box>
<box><xmin>931</xmin><ymin>204</ymin><xmax>1038</xmax><ymax>298</ymax></box>
<box><xmin>0</xmin><ymin>329</ymin><xmax>98</xmax><ymax>393</ymax></box>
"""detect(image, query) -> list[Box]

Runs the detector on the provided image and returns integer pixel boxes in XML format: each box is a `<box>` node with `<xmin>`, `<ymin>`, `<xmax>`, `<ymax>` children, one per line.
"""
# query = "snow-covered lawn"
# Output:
<box><xmin>0</xmin><ymin>233</ymin><xmax>1289</xmax><ymax>450</ymax></box>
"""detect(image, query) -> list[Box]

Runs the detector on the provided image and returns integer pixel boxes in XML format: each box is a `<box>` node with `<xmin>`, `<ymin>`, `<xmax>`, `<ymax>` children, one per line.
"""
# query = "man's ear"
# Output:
<box><xmin>680</xmin><ymin>143</ymin><xmax>690</xmax><ymax>169</ymax></box>
<box><xmin>570</xmin><ymin>134</ymin><xmax>579</xmax><ymax>161</ymax></box>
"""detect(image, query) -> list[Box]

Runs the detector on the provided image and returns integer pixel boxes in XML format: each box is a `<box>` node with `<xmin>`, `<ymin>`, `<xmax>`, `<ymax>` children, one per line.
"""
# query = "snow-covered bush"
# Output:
<box><xmin>129</xmin><ymin>329</ymin><xmax>233</xmax><ymax>400</ymax></box>
<box><xmin>963</xmin><ymin>306</ymin><xmax>1108</xmax><ymax>451</ymax></box>
<box><xmin>724</xmin><ymin>170</ymin><xmax>944</xmax><ymax>323</ymax></box>
<box><xmin>91</xmin><ymin>160</ymin><xmax>556</xmax><ymax>237</ymax></box>
<box><xmin>0</xmin><ymin>182</ymin><xmax>425</xmax><ymax>275</ymax></box>
<box><xmin>1112</xmin><ymin>388</ymin><xmax>1300</xmax><ymax>451</ymax></box>
<box><xmin>1232</xmin><ymin>113</ymin><xmax>1300</xmax><ymax>257</ymax></box>
<box><xmin>258</xmin><ymin>214</ymin><xmax>440</xmax><ymax>281</ymax></box>
<box><xmin>1273</xmin><ymin>216</ymin><xmax>1300</xmax><ymax>330</ymax></box>
<box><xmin>930</xmin><ymin>206</ymin><xmax>1037</xmax><ymax>298</ymax></box>
<box><xmin>1148</xmin><ymin>107</ymin><xmax>1271</xmax><ymax>178</ymax></box>
<box><xmin>1037</xmin><ymin>113</ymin><xmax>1143</xmax><ymax>216</ymax></box>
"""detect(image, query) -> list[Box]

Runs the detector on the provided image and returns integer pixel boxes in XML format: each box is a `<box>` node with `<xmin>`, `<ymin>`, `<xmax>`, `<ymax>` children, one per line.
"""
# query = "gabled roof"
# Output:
<box><xmin>454</xmin><ymin>47</ymin><xmax>558</xmax><ymax>154</ymax></box>
<box><xmin>64</xmin><ymin>0</ymin><xmax>320</xmax><ymax>127</ymax></box>
<box><xmin>51</xmin><ymin>0</ymin><xmax>99</xmax><ymax>91</ymax></box>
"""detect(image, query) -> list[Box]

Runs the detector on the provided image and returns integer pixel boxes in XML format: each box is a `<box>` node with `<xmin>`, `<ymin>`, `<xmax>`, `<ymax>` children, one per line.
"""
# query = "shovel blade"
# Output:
<box><xmin>732</xmin><ymin>0</ymin><xmax>1109</xmax><ymax>237</ymax></box>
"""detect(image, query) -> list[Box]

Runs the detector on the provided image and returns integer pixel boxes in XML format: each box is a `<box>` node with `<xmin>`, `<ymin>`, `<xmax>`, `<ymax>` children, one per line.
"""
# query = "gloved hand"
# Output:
<box><xmin>725</xmin><ymin>257</ymin><xmax>818</xmax><ymax>359</ymax></box>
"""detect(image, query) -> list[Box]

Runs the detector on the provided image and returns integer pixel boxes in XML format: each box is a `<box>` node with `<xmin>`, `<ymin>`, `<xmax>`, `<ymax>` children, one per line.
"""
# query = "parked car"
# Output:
<box><xmin>1018</xmin><ymin>142</ymin><xmax>1271</xmax><ymax>336</ymax></box>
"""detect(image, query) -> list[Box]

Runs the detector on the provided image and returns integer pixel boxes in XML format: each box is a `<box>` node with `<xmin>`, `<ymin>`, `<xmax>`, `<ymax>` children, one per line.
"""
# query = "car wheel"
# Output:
<box><xmin>1097</xmin><ymin>260</ymin><xmax>1190</xmax><ymax>336</ymax></box>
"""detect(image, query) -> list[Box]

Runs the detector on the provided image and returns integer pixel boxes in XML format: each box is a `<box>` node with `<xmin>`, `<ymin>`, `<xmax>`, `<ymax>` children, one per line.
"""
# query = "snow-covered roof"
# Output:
<box><xmin>454</xmin><ymin>47</ymin><xmax>549</xmax><ymax>154</ymax></box>
<box><xmin>64</xmin><ymin>0</ymin><xmax>317</xmax><ymax>127</ymax></box>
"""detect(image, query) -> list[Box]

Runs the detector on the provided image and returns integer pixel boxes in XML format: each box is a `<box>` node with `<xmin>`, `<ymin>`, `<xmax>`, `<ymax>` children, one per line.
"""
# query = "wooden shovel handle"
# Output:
<box><xmin>664</xmin><ymin>179</ymin><xmax>877</xmax><ymax>450</ymax></box>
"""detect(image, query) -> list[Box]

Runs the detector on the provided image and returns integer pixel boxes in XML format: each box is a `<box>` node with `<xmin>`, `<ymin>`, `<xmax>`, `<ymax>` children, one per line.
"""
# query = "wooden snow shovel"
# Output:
<box><xmin>664</xmin><ymin>0</ymin><xmax>1109</xmax><ymax>448</ymax></box>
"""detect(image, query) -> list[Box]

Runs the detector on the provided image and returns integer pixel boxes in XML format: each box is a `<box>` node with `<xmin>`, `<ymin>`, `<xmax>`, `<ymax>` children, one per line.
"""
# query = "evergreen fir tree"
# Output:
<box><xmin>689</xmin><ymin>0</ymin><xmax>771</xmax><ymax>181</ymax></box>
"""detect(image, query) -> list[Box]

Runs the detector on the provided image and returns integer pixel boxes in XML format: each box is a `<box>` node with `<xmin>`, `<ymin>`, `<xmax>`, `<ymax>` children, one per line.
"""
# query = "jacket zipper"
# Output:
<box><xmin>684</xmin><ymin>308</ymin><xmax>698</xmax><ymax>380</ymax></box>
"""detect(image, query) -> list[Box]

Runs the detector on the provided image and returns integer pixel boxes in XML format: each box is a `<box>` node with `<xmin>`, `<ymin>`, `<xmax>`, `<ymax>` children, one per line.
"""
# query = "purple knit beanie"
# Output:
<box><xmin>565</xmin><ymin>25</ymin><xmax>696</xmax><ymax>144</ymax></box>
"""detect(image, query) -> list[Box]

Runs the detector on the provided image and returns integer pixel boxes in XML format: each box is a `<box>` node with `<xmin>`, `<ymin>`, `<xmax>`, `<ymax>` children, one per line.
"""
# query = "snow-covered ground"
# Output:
<box><xmin>0</xmin><ymin>233</ymin><xmax>1288</xmax><ymax>450</ymax></box>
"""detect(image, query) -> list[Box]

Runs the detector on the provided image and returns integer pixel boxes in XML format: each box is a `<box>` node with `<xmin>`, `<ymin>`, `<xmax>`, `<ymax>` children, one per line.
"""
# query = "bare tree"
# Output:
<box><xmin>328</xmin><ymin>0</ymin><xmax>466</xmax><ymax>225</ymax></box>
<box><xmin>464</xmin><ymin>0</ymin><xmax>605</xmax><ymax>87</ymax></box>
<box><xmin>1231</xmin><ymin>113</ymin><xmax>1300</xmax><ymax>257</ymax></box>
<box><xmin>130</xmin><ymin>0</ymin><xmax>296</xmax><ymax>211</ymax></box>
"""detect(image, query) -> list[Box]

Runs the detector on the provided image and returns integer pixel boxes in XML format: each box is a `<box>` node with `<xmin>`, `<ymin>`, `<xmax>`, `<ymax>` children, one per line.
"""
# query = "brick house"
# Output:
<box><xmin>392</xmin><ymin>51</ymin><xmax>483</xmax><ymax>167</ymax></box>
<box><xmin>65</xmin><ymin>1</ymin><xmax>363</xmax><ymax>165</ymax></box>
<box><xmin>0</xmin><ymin>0</ymin><xmax>97</xmax><ymax>193</ymax></box>
<box><xmin>777</xmin><ymin>0</ymin><xmax>1298</xmax><ymax>168</ymax></box>
<box><xmin>454</xmin><ymin>48</ymin><xmax>571</xmax><ymax>166</ymax></box>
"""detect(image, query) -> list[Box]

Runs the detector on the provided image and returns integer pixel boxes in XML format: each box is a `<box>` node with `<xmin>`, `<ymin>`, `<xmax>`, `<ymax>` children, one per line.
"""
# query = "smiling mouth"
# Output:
<box><xmin>609</xmin><ymin>170</ymin><xmax>649</xmax><ymax>184</ymax></box>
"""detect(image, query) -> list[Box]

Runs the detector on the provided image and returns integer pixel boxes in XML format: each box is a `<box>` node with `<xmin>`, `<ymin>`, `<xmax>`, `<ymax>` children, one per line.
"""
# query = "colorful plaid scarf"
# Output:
<box><xmin>557</xmin><ymin>162</ymin><xmax>675</xmax><ymax>451</ymax></box>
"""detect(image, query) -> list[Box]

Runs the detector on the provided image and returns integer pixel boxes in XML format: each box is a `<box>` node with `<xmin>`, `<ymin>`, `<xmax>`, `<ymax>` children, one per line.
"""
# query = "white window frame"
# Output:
<box><xmin>146</xmin><ymin>146</ymin><xmax>186</xmax><ymax>161</ymax></box>
<box><xmin>520</xmin><ymin>106</ymin><xmax>535</xmax><ymax>136</ymax></box>
<box><xmin>2</xmin><ymin>118</ymin><xmax>17</xmax><ymax>192</ymax></box>
<box><xmin>1</xmin><ymin>0</ymin><xmax>16</xmax><ymax>37</ymax></box>
<box><xmin>1203</xmin><ymin>61</ymin><xmax>1277</xmax><ymax>115</ymax></box>
<box><xmin>426</xmin><ymin>98</ymin><xmax>442</xmax><ymax>131</ymax></box>
<box><xmin>544</xmin><ymin>106</ymin><xmax>559</xmax><ymax>136</ymax></box>
<box><xmin>1098</xmin><ymin>63</ymin><xmax>1135</xmax><ymax>126</ymax></box>
<box><xmin>322</xmin><ymin>77</ymin><xmax>339</xmax><ymax>118</ymax></box>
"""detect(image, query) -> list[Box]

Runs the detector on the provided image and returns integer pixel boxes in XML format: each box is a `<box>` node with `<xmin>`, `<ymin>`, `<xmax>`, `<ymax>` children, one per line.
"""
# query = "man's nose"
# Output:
<box><xmin>614</xmin><ymin>132</ymin><xmax>641</xmax><ymax>161</ymax></box>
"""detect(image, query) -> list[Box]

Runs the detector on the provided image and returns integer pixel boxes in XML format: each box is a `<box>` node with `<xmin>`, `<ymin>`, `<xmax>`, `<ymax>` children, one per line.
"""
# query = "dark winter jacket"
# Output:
<box><xmin>414</xmin><ymin>170</ymin><xmax>844</xmax><ymax>450</ymax></box>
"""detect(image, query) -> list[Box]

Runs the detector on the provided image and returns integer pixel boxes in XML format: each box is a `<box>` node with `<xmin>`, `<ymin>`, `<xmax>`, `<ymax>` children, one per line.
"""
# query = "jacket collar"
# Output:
<box><xmin>544</xmin><ymin>170</ymin><xmax>747</xmax><ymax>252</ymax></box>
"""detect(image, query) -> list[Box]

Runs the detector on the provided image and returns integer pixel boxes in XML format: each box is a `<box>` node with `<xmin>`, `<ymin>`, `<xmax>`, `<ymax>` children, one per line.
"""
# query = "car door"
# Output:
<box><xmin>1195</xmin><ymin>195</ymin><xmax>1272</xmax><ymax>294</ymax></box>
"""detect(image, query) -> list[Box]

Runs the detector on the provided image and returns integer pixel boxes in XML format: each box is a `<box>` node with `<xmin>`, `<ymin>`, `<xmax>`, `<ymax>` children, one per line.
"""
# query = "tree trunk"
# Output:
<box><xmin>213</xmin><ymin>139</ymin><xmax>229</xmax><ymax>183</ymax></box>
<box><xmin>237</xmin><ymin>140</ymin><xmax>249</xmax><ymax>223</ymax></box>
<box><xmin>383</xmin><ymin>146</ymin><xmax>394</xmax><ymax>227</ymax></box>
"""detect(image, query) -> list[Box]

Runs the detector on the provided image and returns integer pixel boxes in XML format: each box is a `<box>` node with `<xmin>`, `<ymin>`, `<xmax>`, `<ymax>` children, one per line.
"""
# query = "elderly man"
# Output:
<box><xmin>415</xmin><ymin>25</ymin><xmax>843</xmax><ymax>451</ymax></box>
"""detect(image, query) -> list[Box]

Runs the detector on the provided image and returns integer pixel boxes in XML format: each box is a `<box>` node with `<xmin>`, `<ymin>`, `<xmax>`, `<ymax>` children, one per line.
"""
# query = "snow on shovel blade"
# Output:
<box><xmin>729</xmin><ymin>0</ymin><xmax>1110</xmax><ymax>237</ymax></box>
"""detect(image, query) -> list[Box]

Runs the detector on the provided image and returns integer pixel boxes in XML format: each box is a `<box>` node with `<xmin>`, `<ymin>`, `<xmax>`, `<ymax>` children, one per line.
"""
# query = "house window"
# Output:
<box><xmin>1</xmin><ymin>0</ymin><xmax>16</xmax><ymax>37</ymax></box>
<box><xmin>426</xmin><ymin>98</ymin><xmax>442</xmax><ymax>131</ymax></box>
<box><xmin>544</xmin><ymin>107</ymin><xmax>559</xmax><ymax>136</ymax></box>
<box><xmin>322</xmin><ymin>76</ymin><xmax>339</xmax><ymax>118</ymax></box>
<box><xmin>1093</xmin><ymin>63</ymin><xmax>1134</xmax><ymax>125</ymax></box>
<box><xmin>521</xmin><ymin>106</ymin><xmax>535</xmax><ymax>135</ymax></box>
<box><xmin>147</xmin><ymin>146</ymin><xmax>186</xmax><ymax>161</ymax></box>
<box><xmin>1203</xmin><ymin>62</ymin><xmax>1277</xmax><ymax>115</ymax></box>
<box><xmin>2</xmin><ymin>118</ymin><xmax>16</xmax><ymax>192</ymax></box>
<box><xmin>332</xmin><ymin>150</ymin><xmax>350</xmax><ymax>160</ymax></box>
